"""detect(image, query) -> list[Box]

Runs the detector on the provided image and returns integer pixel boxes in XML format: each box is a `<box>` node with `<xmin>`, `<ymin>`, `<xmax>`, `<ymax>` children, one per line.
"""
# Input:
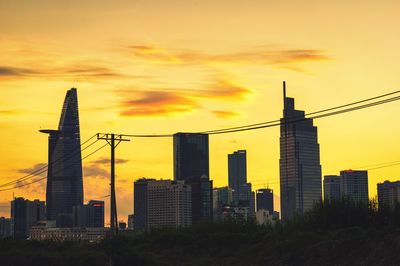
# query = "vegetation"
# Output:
<box><xmin>1</xmin><ymin>199</ymin><xmax>400</xmax><ymax>265</ymax></box>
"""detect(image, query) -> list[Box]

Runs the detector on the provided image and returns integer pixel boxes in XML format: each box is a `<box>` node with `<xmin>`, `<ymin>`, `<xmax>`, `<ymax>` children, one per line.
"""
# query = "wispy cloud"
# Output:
<box><xmin>17</xmin><ymin>163</ymin><xmax>47</xmax><ymax>178</ymax></box>
<box><xmin>211</xmin><ymin>110</ymin><xmax>241</xmax><ymax>119</ymax></box>
<box><xmin>118</xmin><ymin>79</ymin><xmax>252</xmax><ymax>118</ymax></box>
<box><xmin>90</xmin><ymin>157</ymin><xmax>129</xmax><ymax>165</ymax></box>
<box><xmin>127</xmin><ymin>45</ymin><xmax>331</xmax><ymax>72</ymax></box>
<box><xmin>83</xmin><ymin>165</ymin><xmax>109</xmax><ymax>179</ymax></box>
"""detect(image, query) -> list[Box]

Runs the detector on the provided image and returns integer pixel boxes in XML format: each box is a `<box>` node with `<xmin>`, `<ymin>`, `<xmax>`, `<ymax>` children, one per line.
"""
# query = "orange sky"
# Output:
<box><xmin>1</xmin><ymin>1</ymin><xmax>400</xmax><ymax>223</ymax></box>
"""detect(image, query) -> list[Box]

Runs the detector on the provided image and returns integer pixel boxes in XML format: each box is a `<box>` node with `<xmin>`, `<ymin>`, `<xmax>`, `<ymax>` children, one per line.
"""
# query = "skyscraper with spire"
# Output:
<box><xmin>40</xmin><ymin>88</ymin><xmax>83</xmax><ymax>227</ymax></box>
<box><xmin>279</xmin><ymin>82</ymin><xmax>322</xmax><ymax>220</ymax></box>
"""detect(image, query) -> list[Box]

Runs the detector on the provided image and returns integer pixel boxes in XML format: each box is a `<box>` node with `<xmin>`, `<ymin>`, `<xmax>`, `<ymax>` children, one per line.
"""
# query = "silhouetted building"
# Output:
<box><xmin>323</xmin><ymin>175</ymin><xmax>341</xmax><ymax>201</ymax></box>
<box><xmin>377</xmin><ymin>180</ymin><xmax>400</xmax><ymax>209</ymax></box>
<box><xmin>256</xmin><ymin>188</ymin><xmax>274</xmax><ymax>214</ymax></box>
<box><xmin>11</xmin><ymin>198</ymin><xmax>45</xmax><ymax>239</ymax></box>
<box><xmin>0</xmin><ymin>217</ymin><xmax>11</xmax><ymax>238</ymax></box>
<box><xmin>228</xmin><ymin>150</ymin><xmax>247</xmax><ymax>205</ymax></box>
<box><xmin>213</xmin><ymin>187</ymin><xmax>234</xmax><ymax>220</ymax></box>
<box><xmin>340</xmin><ymin>170</ymin><xmax>369</xmax><ymax>204</ymax></box>
<box><xmin>40</xmin><ymin>88</ymin><xmax>83</xmax><ymax>227</ymax></box>
<box><xmin>173</xmin><ymin>133</ymin><xmax>212</xmax><ymax>222</ymax></box>
<box><xmin>134</xmin><ymin>179</ymin><xmax>192</xmax><ymax>230</ymax></box>
<box><xmin>280</xmin><ymin>88</ymin><xmax>322</xmax><ymax>220</ymax></box>
<box><xmin>73</xmin><ymin>201</ymin><xmax>104</xmax><ymax>228</ymax></box>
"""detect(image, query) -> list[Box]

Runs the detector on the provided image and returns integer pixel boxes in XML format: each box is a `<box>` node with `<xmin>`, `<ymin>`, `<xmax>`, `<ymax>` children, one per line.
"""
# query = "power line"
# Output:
<box><xmin>0</xmin><ymin>143</ymin><xmax>108</xmax><ymax>192</ymax></box>
<box><xmin>0</xmin><ymin>134</ymin><xmax>98</xmax><ymax>188</ymax></box>
<box><xmin>117</xmin><ymin>90</ymin><xmax>400</xmax><ymax>137</ymax></box>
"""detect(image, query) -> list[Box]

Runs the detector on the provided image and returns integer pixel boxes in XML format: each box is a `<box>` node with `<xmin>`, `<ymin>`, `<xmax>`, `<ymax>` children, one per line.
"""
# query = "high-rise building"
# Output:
<box><xmin>88</xmin><ymin>200</ymin><xmax>105</xmax><ymax>228</ymax></box>
<box><xmin>11</xmin><ymin>198</ymin><xmax>45</xmax><ymax>239</ymax></box>
<box><xmin>323</xmin><ymin>175</ymin><xmax>341</xmax><ymax>201</ymax></box>
<box><xmin>377</xmin><ymin>180</ymin><xmax>400</xmax><ymax>209</ymax></box>
<box><xmin>256</xmin><ymin>188</ymin><xmax>274</xmax><ymax>214</ymax></box>
<box><xmin>213</xmin><ymin>187</ymin><xmax>234</xmax><ymax>220</ymax></box>
<box><xmin>40</xmin><ymin>88</ymin><xmax>83</xmax><ymax>227</ymax></box>
<box><xmin>228</xmin><ymin>150</ymin><xmax>247</xmax><ymax>205</ymax></box>
<box><xmin>173</xmin><ymin>133</ymin><xmax>212</xmax><ymax>222</ymax></box>
<box><xmin>340</xmin><ymin>170</ymin><xmax>369</xmax><ymax>204</ymax></box>
<box><xmin>73</xmin><ymin>201</ymin><xmax>104</xmax><ymax>228</ymax></box>
<box><xmin>0</xmin><ymin>217</ymin><xmax>11</xmax><ymax>238</ymax></box>
<box><xmin>134</xmin><ymin>179</ymin><xmax>192</xmax><ymax>230</ymax></box>
<box><xmin>127</xmin><ymin>214</ymin><xmax>135</xmax><ymax>230</ymax></box>
<box><xmin>280</xmin><ymin>86</ymin><xmax>322</xmax><ymax>220</ymax></box>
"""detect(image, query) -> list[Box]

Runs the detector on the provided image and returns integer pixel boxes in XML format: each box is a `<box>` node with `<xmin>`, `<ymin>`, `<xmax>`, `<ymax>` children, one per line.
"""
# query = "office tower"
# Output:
<box><xmin>213</xmin><ymin>187</ymin><xmax>234</xmax><ymax>220</ymax></box>
<box><xmin>280</xmin><ymin>85</ymin><xmax>322</xmax><ymax>220</ymax></box>
<box><xmin>40</xmin><ymin>88</ymin><xmax>83</xmax><ymax>227</ymax></box>
<box><xmin>256</xmin><ymin>188</ymin><xmax>274</xmax><ymax>214</ymax></box>
<box><xmin>340</xmin><ymin>170</ymin><xmax>369</xmax><ymax>204</ymax></box>
<box><xmin>228</xmin><ymin>150</ymin><xmax>247</xmax><ymax>206</ymax></box>
<box><xmin>377</xmin><ymin>180</ymin><xmax>400</xmax><ymax>209</ymax></box>
<box><xmin>173</xmin><ymin>133</ymin><xmax>212</xmax><ymax>222</ymax></box>
<box><xmin>11</xmin><ymin>198</ymin><xmax>45</xmax><ymax>239</ymax></box>
<box><xmin>73</xmin><ymin>201</ymin><xmax>104</xmax><ymax>228</ymax></box>
<box><xmin>133</xmin><ymin>178</ymin><xmax>150</xmax><ymax>231</ymax></box>
<box><xmin>88</xmin><ymin>200</ymin><xmax>105</xmax><ymax>227</ymax></box>
<box><xmin>0</xmin><ymin>217</ymin><xmax>11</xmax><ymax>238</ymax></box>
<box><xmin>134</xmin><ymin>179</ymin><xmax>192</xmax><ymax>230</ymax></box>
<box><xmin>323</xmin><ymin>175</ymin><xmax>341</xmax><ymax>201</ymax></box>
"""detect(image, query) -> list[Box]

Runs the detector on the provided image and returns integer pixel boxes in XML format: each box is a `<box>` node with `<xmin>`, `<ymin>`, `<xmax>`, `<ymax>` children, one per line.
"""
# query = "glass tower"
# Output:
<box><xmin>40</xmin><ymin>88</ymin><xmax>83</xmax><ymax>226</ymax></box>
<box><xmin>279</xmin><ymin>89</ymin><xmax>322</xmax><ymax>220</ymax></box>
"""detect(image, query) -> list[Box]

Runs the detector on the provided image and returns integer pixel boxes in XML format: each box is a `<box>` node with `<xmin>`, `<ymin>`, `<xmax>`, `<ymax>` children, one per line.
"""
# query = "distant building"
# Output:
<box><xmin>323</xmin><ymin>175</ymin><xmax>341</xmax><ymax>201</ymax></box>
<box><xmin>213</xmin><ymin>187</ymin><xmax>234</xmax><ymax>220</ymax></box>
<box><xmin>256</xmin><ymin>209</ymin><xmax>279</xmax><ymax>226</ymax></box>
<box><xmin>228</xmin><ymin>150</ymin><xmax>247</xmax><ymax>206</ymax></box>
<box><xmin>128</xmin><ymin>214</ymin><xmax>134</xmax><ymax>230</ymax></box>
<box><xmin>377</xmin><ymin>180</ymin><xmax>400</xmax><ymax>209</ymax></box>
<box><xmin>222</xmin><ymin>206</ymin><xmax>250</xmax><ymax>222</ymax></box>
<box><xmin>256</xmin><ymin>189</ymin><xmax>274</xmax><ymax>214</ymax></box>
<box><xmin>280</xmin><ymin>88</ymin><xmax>322</xmax><ymax>220</ymax></box>
<box><xmin>30</xmin><ymin>225</ymin><xmax>109</xmax><ymax>242</ymax></box>
<box><xmin>0</xmin><ymin>217</ymin><xmax>11</xmax><ymax>238</ymax></box>
<box><xmin>134</xmin><ymin>179</ymin><xmax>192</xmax><ymax>230</ymax></box>
<box><xmin>173</xmin><ymin>133</ymin><xmax>212</xmax><ymax>223</ymax></box>
<box><xmin>11</xmin><ymin>198</ymin><xmax>45</xmax><ymax>239</ymax></box>
<box><xmin>73</xmin><ymin>201</ymin><xmax>104</xmax><ymax>228</ymax></box>
<box><xmin>119</xmin><ymin>222</ymin><xmax>127</xmax><ymax>230</ymax></box>
<box><xmin>340</xmin><ymin>170</ymin><xmax>369</xmax><ymax>204</ymax></box>
<box><xmin>40</xmin><ymin>88</ymin><xmax>83</xmax><ymax>227</ymax></box>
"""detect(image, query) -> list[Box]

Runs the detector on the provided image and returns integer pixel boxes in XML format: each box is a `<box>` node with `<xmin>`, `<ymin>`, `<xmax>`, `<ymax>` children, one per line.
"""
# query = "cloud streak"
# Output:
<box><xmin>127</xmin><ymin>45</ymin><xmax>331</xmax><ymax>72</ymax></box>
<box><xmin>118</xmin><ymin>79</ymin><xmax>251</xmax><ymax>118</ymax></box>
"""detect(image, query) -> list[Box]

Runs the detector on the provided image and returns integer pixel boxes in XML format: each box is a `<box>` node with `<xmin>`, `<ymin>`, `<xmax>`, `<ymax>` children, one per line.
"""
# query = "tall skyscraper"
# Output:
<box><xmin>213</xmin><ymin>187</ymin><xmax>234</xmax><ymax>220</ymax></box>
<box><xmin>256</xmin><ymin>188</ymin><xmax>274</xmax><ymax>214</ymax></box>
<box><xmin>134</xmin><ymin>179</ymin><xmax>192</xmax><ymax>230</ymax></box>
<box><xmin>173</xmin><ymin>133</ymin><xmax>212</xmax><ymax>223</ymax></box>
<box><xmin>377</xmin><ymin>180</ymin><xmax>400</xmax><ymax>209</ymax></box>
<box><xmin>228</xmin><ymin>150</ymin><xmax>247</xmax><ymax>206</ymax></box>
<box><xmin>40</xmin><ymin>88</ymin><xmax>83</xmax><ymax>227</ymax></box>
<box><xmin>340</xmin><ymin>170</ymin><xmax>369</xmax><ymax>204</ymax></box>
<box><xmin>323</xmin><ymin>175</ymin><xmax>341</xmax><ymax>201</ymax></box>
<box><xmin>280</xmin><ymin>84</ymin><xmax>322</xmax><ymax>220</ymax></box>
<box><xmin>11</xmin><ymin>198</ymin><xmax>45</xmax><ymax>239</ymax></box>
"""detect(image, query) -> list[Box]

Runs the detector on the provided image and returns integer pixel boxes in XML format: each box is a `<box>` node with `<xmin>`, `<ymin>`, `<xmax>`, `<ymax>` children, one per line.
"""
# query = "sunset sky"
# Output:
<box><xmin>1</xmin><ymin>1</ymin><xmax>399</xmax><ymax>222</ymax></box>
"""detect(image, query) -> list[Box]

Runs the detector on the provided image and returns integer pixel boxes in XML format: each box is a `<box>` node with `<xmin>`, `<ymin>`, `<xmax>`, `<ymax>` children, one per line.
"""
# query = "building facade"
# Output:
<box><xmin>256</xmin><ymin>188</ymin><xmax>274</xmax><ymax>214</ymax></box>
<box><xmin>134</xmin><ymin>179</ymin><xmax>192</xmax><ymax>230</ymax></box>
<box><xmin>40</xmin><ymin>88</ymin><xmax>83</xmax><ymax>227</ymax></box>
<box><xmin>213</xmin><ymin>187</ymin><xmax>234</xmax><ymax>220</ymax></box>
<box><xmin>279</xmin><ymin>89</ymin><xmax>322</xmax><ymax>220</ymax></box>
<box><xmin>323</xmin><ymin>175</ymin><xmax>341</xmax><ymax>201</ymax></box>
<box><xmin>0</xmin><ymin>217</ymin><xmax>11</xmax><ymax>238</ymax></box>
<box><xmin>228</xmin><ymin>150</ymin><xmax>247</xmax><ymax>206</ymax></box>
<box><xmin>377</xmin><ymin>180</ymin><xmax>400</xmax><ymax>209</ymax></box>
<box><xmin>340</xmin><ymin>170</ymin><xmax>369</xmax><ymax>204</ymax></box>
<box><xmin>173</xmin><ymin>133</ymin><xmax>212</xmax><ymax>222</ymax></box>
<box><xmin>11</xmin><ymin>198</ymin><xmax>46</xmax><ymax>239</ymax></box>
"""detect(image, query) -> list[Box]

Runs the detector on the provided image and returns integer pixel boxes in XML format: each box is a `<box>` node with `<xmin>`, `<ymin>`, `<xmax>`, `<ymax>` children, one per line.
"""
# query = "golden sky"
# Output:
<box><xmin>1</xmin><ymin>1</ymin><xmax>400</xmax><ymax>222</ymax></box>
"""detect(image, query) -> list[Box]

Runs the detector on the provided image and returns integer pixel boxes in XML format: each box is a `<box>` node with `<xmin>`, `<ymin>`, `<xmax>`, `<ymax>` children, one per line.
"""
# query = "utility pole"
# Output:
<box><xmin>97</xmin><ymin>133</ymin><xmax>130</xmax><ymax>237</ymax></box>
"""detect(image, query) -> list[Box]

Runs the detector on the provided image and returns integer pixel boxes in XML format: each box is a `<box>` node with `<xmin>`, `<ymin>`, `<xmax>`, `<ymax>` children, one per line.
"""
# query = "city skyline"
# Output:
<box><xmin>1</xmin><ymin>1</ymin><xmax>400</xmax><ymax>223</ymax></box>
